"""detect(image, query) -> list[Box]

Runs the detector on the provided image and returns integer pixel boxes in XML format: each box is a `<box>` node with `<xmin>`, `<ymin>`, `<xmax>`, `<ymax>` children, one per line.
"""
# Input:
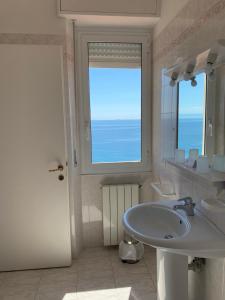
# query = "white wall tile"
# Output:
<box><xmin>161</xmin><ymin>112</ymin><xmax>174</xmax><ymax>160</ymax></box>
<box><xmin>192</xmin><ymin>182</ymin><xmax>217</xmax><ymax>205</ymax></box>
<box><xmin>81</xmin><ymin>173</ymin><xmax>153</xmax><ymax>247</ymax></box>
<box><xmin>163</xmin><ymin>85</ymin><xmax>173</xmax><ymax>113</ymax></box>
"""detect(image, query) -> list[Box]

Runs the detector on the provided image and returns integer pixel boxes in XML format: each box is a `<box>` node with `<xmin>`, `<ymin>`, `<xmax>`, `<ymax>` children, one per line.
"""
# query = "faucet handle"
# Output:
<box><xmin>178</xmin><ymin>197</ymin><xmax>193</xmax><ymax>205</ymax></box>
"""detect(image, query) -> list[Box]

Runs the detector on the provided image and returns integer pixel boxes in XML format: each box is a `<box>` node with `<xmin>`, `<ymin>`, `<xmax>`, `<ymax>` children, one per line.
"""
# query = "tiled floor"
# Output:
<box><xmin>0</xmin><ymin>246</ymin><xmax>157</xmax><ymax>300</ymax></box>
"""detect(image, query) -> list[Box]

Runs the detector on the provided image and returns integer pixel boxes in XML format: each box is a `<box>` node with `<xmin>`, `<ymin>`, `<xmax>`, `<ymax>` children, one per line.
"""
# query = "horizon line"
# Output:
<box><xmin>92</xmin><ymin>114</ymin><xmax>203</xmax><ymax>121</ymax></box>
<box><xmin>92</xmin><ymin>118</ymin><xmax>141</xmax><ymax>121</ymax></box>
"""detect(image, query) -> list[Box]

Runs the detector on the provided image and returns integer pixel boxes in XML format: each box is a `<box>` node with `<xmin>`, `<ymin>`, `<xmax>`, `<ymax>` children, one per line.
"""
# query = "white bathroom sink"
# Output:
<box><xmin>124</xmin><ymin>204</ymin><xmax>190</xmax><ymax>240</ymax></box>
<box><xmin>123</xmin><ymin>200</ymin><xmax>225</xmax><ymax>258</ymax></box>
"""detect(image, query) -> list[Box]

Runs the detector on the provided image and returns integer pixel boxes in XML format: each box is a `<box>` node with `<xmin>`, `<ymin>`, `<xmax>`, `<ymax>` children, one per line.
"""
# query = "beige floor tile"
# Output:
<box><xmin>0</xmin><ymin>247</ymin><xmax>158</xmax><ymax>300</ymax></box>
<box><xmin>1</xmin><ymin>291</ymin><xmax>36</xmax><ymax>300</ymax></box>
<box><xmin>76</xmin><ymin>255</ymin><xmax>111</xmax><ymax>266</ymax></box>
<box><xmin>144</xmin><ymin>251</ymin><xmax>157</xmax><ymax>264</ymax></box>
<box><xmin>78</xmin><ymin>268</ymin><xmax>114</xmax><ymax>281</ymax></box>
<box><xmin>115</xmin><ymin>286</ymin><xmax>157</xmax><ymax>300</ymax></box>
<box><xmin>2</xmin><ymin>270</ymin><xmax>41</xmax><ymax>286</ymax></box>
<box><xmin>76</xmin><ymin>288</ymin><xmax>118</xmax><ymax>300</ymax></box>
<box><xmin>115</xmin><ymin>273</ymin><xmax>156</xmax><ymax>292</ymax></box>
<box><xmin>144</xmin><ymin>251</ymin><xmax>157</xmax><ymax>276</ymax></box>
<box><xmin>0</xmin><ymin>273</ymin><xmax>6</xmax><ymax>281</ymax></box>
<box><xmin>0</xmin><ymin>284</ymin><xmax>38</xmax><ymax>297</ymax></box>
<box><xmin>144</xmin><ymin>258</ymin><xmax>157</xmax><ymax>284</ymax></box>
<box><xmin>150</xmin><ymin>265</ymin><xmax>157</xmax><ymax>288</ymax></box>
<box><xmin>69</xmin><ymin>261</ymin><xmax>79</xmax><ymax>272</ymax></box>
<box><xmin>128</xmin><ymin>290</ymin><xmax>157</xmax><ymax>300</ymax></box>
<box><xmin>108</xmin><ymin>247</ymin><xmax>120</xmax><ymax>258</ymax></box>
<box><xmin>36</xmin><ymin>290</ymin><xmax>77</xmax><ymax>300</ymax></box>
<box><xmin>112</xmin><ymin>259</ymin><xmax>149</xmax><ymax>276</ymax></box>
<box><xmin>144</xmin><ymin>259</ymin><xmax>156</xmax><ymax>269</ymax></box>
<box><xmin>76</xmin><ymin>257</ymin><xmax>112</xmax><ymax>274</ymax></box>
<box><xmin>144</xmin><ymin>246</ymin><xmax>156</xmax><ymax>254</ymax></box>
<box><xmin>0</xmin><ymin>278</ymin><xmax>5</xmax><ymax>288</ymax></box>
<box><xmin>41</xmin><ymin>266</ymin><xmax>77</xmax><ymax>276</ymax></box>
<box><xmin>77</xmin><ymin>276</ymin><xmax>115</xmax><ymax>292</ymax></box>
<box><xmin>77</xmin><ymin>247</ymin><xmax>112</xmax><ymax>260</ymax></box>
<box><xmin>38</xmin><ymin>281</ymin><xmax>76</xmax><ymax>294</ymax></box>
<box><xmin>40</xmin><ymin>269</ymin><xmax>77</xmax><ymax>285</ymax></box>
<box><xmin>114</xmin><ymin>286</ymin><xmax>133</xmax><ymax>300</ymax></box>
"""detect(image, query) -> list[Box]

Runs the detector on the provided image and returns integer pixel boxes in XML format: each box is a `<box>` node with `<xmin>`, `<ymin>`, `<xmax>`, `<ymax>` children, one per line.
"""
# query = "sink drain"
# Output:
<box><xmin>164</xmin><ymin>234</ymin><xmax>174</xmax><ymax>239</ymax></box>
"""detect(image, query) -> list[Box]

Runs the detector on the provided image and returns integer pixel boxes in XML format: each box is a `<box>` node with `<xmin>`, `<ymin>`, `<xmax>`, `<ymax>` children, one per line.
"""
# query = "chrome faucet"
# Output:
<box><xmin>173</xmin><ymin>197</ymin><xmax>196</xmax><ymax>216</ymax></box>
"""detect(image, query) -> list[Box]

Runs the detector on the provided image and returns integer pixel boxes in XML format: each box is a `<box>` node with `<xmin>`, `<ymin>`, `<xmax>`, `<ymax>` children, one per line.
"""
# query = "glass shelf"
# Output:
<box><xmin>166</xmin><ymin>159</ymin><xmax>225</xmax><ymax>188</ymax></box>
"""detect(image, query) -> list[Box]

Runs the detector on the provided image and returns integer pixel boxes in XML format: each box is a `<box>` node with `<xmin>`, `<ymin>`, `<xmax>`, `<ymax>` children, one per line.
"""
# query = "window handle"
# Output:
<box><xmin>207</xmin><ymin>119</ymin><xmax>213</xmax><ymax>137</ymax></box>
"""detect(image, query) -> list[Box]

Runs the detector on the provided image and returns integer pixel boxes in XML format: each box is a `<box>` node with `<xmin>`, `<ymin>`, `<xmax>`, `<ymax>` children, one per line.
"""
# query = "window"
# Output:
<box><xmin>89</xmin><ymin>43</ymin><xmax>142</xmax><ymax>164</ymax></box>
<box><xmin>177</xmin><ymin>73</ymin><xmax>206</xmax><ymax>157</ymax></box>
<box><xmin>77</xmin><ymin>32</ymin><xmax>151</xmax><ymax>174</ymax></box>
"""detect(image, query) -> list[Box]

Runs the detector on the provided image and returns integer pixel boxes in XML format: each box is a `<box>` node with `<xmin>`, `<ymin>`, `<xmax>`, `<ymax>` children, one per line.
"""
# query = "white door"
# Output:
<box><xmin>0</xmin><ymin>45</ymin><xmax>71</xmax><ymax>271</ymax></box>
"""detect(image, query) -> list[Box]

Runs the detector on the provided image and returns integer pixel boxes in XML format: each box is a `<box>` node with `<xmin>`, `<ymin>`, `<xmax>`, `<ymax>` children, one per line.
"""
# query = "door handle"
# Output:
<box><xmin>48</xmin><ymin>164</ymin><xmax>64</xmax><ymax>172</ymax></box>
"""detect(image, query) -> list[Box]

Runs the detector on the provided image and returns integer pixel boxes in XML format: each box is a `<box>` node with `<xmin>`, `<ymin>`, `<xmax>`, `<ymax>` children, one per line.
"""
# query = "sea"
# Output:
<box><xmin>178</xmin><ymin>117</ymin><xmax>203</xmax><ymax>157</ymax></box>
<box><xmin>91</xmin><ymin>118</ymin><xmax>203</xmax><ymax>163</ymax></box>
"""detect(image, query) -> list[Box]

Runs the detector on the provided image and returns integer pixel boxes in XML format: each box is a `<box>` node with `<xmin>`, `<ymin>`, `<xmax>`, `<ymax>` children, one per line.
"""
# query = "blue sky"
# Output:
<box><xmin>89</xmin><ymin>68</ymin><xmax>141</xmax><ymax>120</ymax></box>
<box><xmin>89</xmin><ymin>68</ymin><xmax>205</xmax><ymax>120</ymax></box>
<box><xmin>179</xmin><ymin>73</ymin><xmax>206</xmax><ymax>117</ymax></box>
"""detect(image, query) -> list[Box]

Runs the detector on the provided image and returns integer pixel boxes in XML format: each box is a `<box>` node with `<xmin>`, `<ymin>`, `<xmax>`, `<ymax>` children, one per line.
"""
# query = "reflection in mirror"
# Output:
<box><xmin>177</xmin><ymin>73</ymin><xmax>207</xmax><ymax>158</ymax></box>
<box><xmin>176</xmin><ymin>64</ymin><xmax>225</xmax><ymax>161</ymax></box>
<box><xmin>214</xmin><ymin>65</ymin><xmax>225</xmax><ymax>155</ymax></box>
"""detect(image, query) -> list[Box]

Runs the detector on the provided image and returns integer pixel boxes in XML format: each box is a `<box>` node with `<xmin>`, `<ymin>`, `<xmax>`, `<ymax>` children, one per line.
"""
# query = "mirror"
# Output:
<box><xmin>175</xmin><ymin>63</ymin><xmax>225</xmax><ymax>163</ymax></box>
<box><xmin>167</xmin><ymin>43</ymin><xmax>225</xmax><ymax>157</ymax></box>
<box><xmin>177</xmin><ymin>73</ymin><xmax>206</xmax><ymax>158</ymax></box>
<box><xmin>213</xmin><ymin>64</ymin><xmax>225</xmax><ymax>155</ymax></box>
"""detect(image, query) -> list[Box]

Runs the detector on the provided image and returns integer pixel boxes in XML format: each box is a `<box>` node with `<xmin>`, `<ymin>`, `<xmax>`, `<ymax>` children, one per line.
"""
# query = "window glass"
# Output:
<box><xmin>88</xmin><ymin>42</ymin><xmax>142</xmax><ymax>164</ymax></box>
<box><xmin>178</xmin><ymin>73</ymin><xmax>206</xmax><ymax>157</ymax></box>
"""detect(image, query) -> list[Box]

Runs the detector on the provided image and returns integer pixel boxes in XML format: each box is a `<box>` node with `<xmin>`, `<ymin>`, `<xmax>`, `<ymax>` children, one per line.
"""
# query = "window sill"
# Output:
<box><xmin>166</xmin><ymin>159</ymin><xmax>225</xmax><ymax>189</ymax></box>
<box><xmin>81</xmin><ymin>162</ymin><xmax>151</xmax><ymax>175</ymax></box>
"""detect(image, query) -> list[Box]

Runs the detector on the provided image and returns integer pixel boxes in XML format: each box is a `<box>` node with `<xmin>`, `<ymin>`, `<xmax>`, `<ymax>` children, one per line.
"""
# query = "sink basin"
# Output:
<box><xmin>124</xmin><ymin>204</ymin><xmax>190</xmax><ymax>241</ymax></box>
<box><xmin>123</xmin><ymin>200</ymin><xmax>225</xmax><ymax>258</ymax></box>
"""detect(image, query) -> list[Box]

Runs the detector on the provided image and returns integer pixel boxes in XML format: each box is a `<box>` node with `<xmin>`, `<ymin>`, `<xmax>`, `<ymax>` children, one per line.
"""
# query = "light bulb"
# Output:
<box><xmin>205</xmin><ymin>63</ymin><xmax>213</xmax><ymax>75</ymax></box>
<box><xmin>191</xmin><ymin>77</ymin><xmax>197</xmax><ymax>87</ymax></box>
<box><xmin>169</xmin><ymin>72</ymin><xmax>178</xmax><ymax>86</ymax></box>
<box><xmin>208</xmin><ymin>70</ymin><xmax>216</xmax><ymax>81</ymax></box>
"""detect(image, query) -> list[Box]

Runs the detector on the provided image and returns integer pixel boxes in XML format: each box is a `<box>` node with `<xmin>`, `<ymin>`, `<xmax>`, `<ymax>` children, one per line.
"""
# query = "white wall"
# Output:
<box><xmin>154</xmin><ymin>0</ymin><xmax>189</xmax><ymax>37</ymax></box>
<box><xmin>81</xmin><ymin>173</ymin><xmax>153</xmax><ymax>247</ymax></box>
<box><xmin>0</xmin><ymin>0</ymin><xmax>65</xmax><ymax>34</ymax></box>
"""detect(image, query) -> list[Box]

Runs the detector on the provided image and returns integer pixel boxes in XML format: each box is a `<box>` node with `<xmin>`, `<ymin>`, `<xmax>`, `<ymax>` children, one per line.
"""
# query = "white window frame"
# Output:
<box><xmin>176</xmin><ymin>73</ymin><xmax>215</xmax><ymax>157</ymax></box>
<box><xmin>204</xmin><ymin>76</ymin><xmax>216</xmax><ymax>157</ymax></box>
<box><xmin>75</xmin><ymin>28</ymin><xmax>151</xmax><ymax>174</ymax></box>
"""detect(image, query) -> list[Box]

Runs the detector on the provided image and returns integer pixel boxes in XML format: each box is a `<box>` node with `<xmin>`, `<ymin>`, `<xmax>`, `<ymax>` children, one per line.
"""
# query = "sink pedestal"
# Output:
<box><xmin>157</xmin><ymin>249</ymin><xmax>188</xmax><ymax>300</ymax></box>
<box><xmin>123</xmin><ymin>200</ymin><xmax>225</xmax><ymax>299</ymax></box>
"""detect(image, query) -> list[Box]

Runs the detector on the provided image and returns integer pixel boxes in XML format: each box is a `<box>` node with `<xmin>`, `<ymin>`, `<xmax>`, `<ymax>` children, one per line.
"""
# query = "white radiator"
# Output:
<box><xmin>102</xmin><ymin>184</ymin><xmax>139</xmax><ymax>246</ymax></box>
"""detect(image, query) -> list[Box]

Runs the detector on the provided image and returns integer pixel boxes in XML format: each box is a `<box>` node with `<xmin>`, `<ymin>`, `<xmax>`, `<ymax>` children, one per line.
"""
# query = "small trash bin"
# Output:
<box><xmin>119</xmin><ymin>237</ymin><xmax>144</xmax><ymax>263</ymax></box>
